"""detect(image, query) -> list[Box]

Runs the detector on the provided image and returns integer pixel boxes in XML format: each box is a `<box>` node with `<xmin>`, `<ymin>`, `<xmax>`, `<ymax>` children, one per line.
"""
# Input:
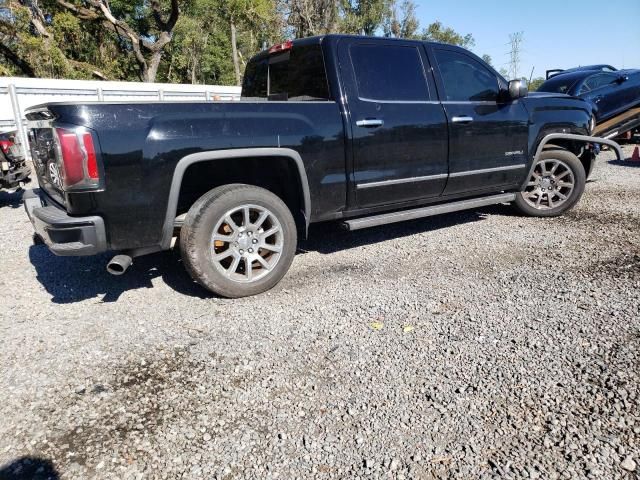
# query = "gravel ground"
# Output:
<box><xmin>1</xmin><ymin>146</ymin><xmax>639</xmax><ymax>480</ymax></box>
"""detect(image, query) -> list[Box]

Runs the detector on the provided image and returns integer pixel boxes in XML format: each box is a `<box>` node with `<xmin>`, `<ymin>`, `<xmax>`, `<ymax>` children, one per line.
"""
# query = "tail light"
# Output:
<box><xmin>55</xmin><ymin>128</ymin><xmax>100</xmax><ymax>190</ymax></box>
<box><xmin>0</xmin><ymin>140</ymin><xmax>12</xmax><ymax>154</ymax></box>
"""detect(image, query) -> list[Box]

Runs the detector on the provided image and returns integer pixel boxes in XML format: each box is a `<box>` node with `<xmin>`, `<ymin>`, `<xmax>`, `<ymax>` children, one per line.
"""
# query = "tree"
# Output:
<box><xmin>288</xmin><ymin>0</ymin><xmax>340</xmax><ymax>38</ymax></box>
<box><xmin>0</xmin><ymin>0</ymin><xmax>181</xmax><ymax>82</ymax></box>
<box><xmin>55</xmin><ymin>0</ymin><xmax>180</xmax><ymax>82</ymax></box>
<box><xmin>0</xmin><ymin>0</ymin><xmax>490</xmax><ymax>88</ymax></box>
<box><xmin>528</xmin><ymin>77</ymin><xmax>545</xmax><ymax>92</ymax></box>
<box><xmin>481</xmin><ymin>54</ymin><xmax>492</xmax><ymax>67</ymax></box>
<box><xmin>421</xmin><ymin>20</ymin><xmax>475</xmax><ymax>48</ymax></box>
<box><xmin>219</xmin><ymin>0</ymin><xmax>276</xmax><ymax>86</ymax></box>
<box><xmin>342</xmin><ymin>0</ymin><xmax>387</xmax><ymax>36</ymax></box>
<box><xmin>383</xmin><ymin>0</ymin><xmax>419</xmax><ymax>39</ymax></box>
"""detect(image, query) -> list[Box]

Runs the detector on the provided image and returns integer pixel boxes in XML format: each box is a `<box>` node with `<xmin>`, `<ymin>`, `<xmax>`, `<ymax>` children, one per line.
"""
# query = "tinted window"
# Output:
<box><xmin>243</xmin><ymin>58</ymin><xmax>268</xmax><ymax>98</ymax></box>
<box><xmin>242</xmin><ymin>43</ymin><xmax>330</xmax><ymax>101</ymax></box>
<box><xmin>435</xmin><ymin>49</ymin><xmax>499</xmax><ymax>101</ymax></box>
<box><xmin>538</xmin><ymin>76</ymin><xmax>578</xmax><ymax>94</ymax></box>
<box><xmin>581</xmin><ymin>73</ymin><xmax>618</xmax><ymax>93</ymax></box>
<box><xmin>350</xmin><ymin>44</ymin><xmax>429</xmax><ymax>101</ymax></box>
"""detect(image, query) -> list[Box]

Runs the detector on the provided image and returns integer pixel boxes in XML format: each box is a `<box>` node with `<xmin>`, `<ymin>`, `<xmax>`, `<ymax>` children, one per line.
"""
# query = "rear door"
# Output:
<box><xmin>338</xmin><ymin>39</ymin><xmax>448</xmax><ymax>209</ymax></box>
<box><xmin>429</xmin><ymin>46</ymin><xmax>529</xmax><ymax>195</ymax></box>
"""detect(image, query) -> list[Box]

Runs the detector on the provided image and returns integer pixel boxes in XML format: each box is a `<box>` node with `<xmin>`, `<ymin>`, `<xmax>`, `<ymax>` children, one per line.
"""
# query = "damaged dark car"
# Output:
<box><xmin>538</xmin><ymin>67</ymin><xmax>640</xmax><ymax>122</ymax></box>
<box><xmin>0</xmin><ymin>131</ymin><xmax>30</xmax><ymax>191</ymax></box>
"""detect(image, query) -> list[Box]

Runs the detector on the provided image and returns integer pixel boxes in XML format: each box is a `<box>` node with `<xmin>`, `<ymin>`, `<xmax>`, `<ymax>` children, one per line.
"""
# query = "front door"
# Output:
<box><xmin>429</xmin><ymin>46</ymin><xmax>529</xmax><ymax>196</ymax></box>
<box><xmin>580</xmin><ymin>72</ymin><xmax>629</xmax><ymax>120</ymax></box>
<box><xmin>338</xmin><ymin>39</ymin><xmax>449</xmax><ymax>209</ymax></box>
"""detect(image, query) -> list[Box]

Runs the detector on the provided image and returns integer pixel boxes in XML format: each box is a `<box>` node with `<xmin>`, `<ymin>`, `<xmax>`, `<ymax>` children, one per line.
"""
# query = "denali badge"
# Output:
<box><xmin>48</xmin><ymin>162</ymin><xmax>62</xmax><ymax>189</ymax></box>
<box><xmin>505</xmin><ymin>150</ymin><xmax>524</xmax><ymax>156</ymax></box>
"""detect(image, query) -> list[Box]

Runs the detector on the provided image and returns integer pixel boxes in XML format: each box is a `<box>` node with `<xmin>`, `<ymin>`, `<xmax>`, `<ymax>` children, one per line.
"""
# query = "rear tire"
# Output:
<box><xmin>513</xmin><ymin>149</ymin><xmax>586</xmax><ymax>217</ymax></box>
<box><xmin>180</xmin><ymin>184</ymin><xmax>297</xmax><ymax>298</ymax></box>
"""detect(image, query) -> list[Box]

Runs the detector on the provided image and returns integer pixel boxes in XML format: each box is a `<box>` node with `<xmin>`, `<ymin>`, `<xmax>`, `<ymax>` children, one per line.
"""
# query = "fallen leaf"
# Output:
<box><xmin>370</xmin><ymin>321</ymin><xmax>384</xmax><ymax>331</ymax></box>
<box><xmin>431</xmin><ymin>455</ymin><xmax>452</xmax><ymax>464</ymax></box>
<box><xmin>403</xmin><ymin>325</ymin><xmax>414</xmax><ymax>333</ymax></box>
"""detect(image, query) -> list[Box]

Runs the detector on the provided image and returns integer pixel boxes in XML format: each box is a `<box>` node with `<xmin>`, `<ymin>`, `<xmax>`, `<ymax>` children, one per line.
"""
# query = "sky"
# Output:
<box><xmin>414</xmin><ymin>0</ymin><xmax>640</xmax><ymax>79</ymax></box>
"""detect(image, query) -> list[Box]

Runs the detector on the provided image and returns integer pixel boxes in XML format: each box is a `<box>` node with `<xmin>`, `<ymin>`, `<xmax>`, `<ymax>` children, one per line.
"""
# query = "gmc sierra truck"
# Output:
<box><xmin>23</xmin><ymin>35</ymin><xmax>623</xmax><ymax>298</ymax></box>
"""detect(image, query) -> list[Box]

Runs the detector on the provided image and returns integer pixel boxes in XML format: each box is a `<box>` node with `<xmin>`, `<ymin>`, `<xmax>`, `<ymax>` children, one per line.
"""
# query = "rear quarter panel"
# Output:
<box><xmin>47</xmin><ymin>102</ymin><xmax>345</xmax><ymax>250</ymax></box>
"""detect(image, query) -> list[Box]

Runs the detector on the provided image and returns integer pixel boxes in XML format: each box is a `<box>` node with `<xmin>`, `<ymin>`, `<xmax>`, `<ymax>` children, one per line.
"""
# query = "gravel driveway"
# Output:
<box><xmin>1</xmin><ymin>147</ymin><xmax>639</xmax><ymax>480</ymax></box>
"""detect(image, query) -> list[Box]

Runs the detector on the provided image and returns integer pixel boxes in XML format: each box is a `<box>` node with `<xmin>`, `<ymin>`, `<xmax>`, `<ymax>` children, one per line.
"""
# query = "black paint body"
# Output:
<box><xmin>26</xmin><ymin>35</ymin><xmax>593</xmax><ymax>253</ymax></box>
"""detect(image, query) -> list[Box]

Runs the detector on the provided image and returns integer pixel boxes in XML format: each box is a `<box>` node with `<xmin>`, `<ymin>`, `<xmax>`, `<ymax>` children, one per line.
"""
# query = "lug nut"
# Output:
<box><xmin>248</xmin><ymin>248</ymin><xmax>253</xmax><ymax>253</ymax></box>
<box><xmin>252</xmin><ymin>239</ymin><xmax>258</xmax><ymax>244</ymax></box>
<box><xmin>248</xmin><ymin>231</ymin><xmax>253</xmax><ymax>236</ymax></box>
<box><xmin>239</xmin><ymin>249</ymin><xmax>244</xmax><ymax>254</ymax></box>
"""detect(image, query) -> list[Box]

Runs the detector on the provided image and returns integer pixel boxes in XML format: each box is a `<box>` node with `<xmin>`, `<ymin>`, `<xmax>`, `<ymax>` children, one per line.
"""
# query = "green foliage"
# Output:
<box><xmin>163</xmin><ymin>5</ymin><xmax>237</xmax><ymax>85</ymax></box>
<box><xmin>52</xmin><ymin>12</ymin><xmax>81</xmax><ymax>46</ymax></box>
<box><xmin>383</xmin><ymin>0</ymin><xmax>419</xmax><ymax>39</ymax></box>
<box><xmin>0</xmin><ymin>0</ymin><xmax>488</xmax><ymax>86</ymax></box>
<box><xmin>422</xmin><ymin>20</ymin><xmax>475</xmax><ymax>48</ymax></box>
<box><xmin>528</xmin><ymin>77</ymin><xmax>545</xmax><ymax>92</ymax></box>
<box><xmin>342</xmin><ymin>0</ymin><xmax>387</xmax><ymax>35</ymax></box>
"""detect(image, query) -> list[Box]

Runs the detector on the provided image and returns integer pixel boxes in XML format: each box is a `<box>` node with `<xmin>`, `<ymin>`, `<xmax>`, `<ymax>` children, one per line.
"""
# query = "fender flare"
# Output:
<box><xmin>160</xmin><ymin>147</ymin><xmax>311</xmax><ymax>249</ymax></box>
<box><xmin>520</xmin><ymin>133</ymin><xmax>624</xmax><ymax>190</ymax></box>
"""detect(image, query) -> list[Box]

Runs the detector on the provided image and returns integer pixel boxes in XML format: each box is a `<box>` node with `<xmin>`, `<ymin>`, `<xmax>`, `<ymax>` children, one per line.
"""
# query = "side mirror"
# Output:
<box><xmin>617</xmin><ymin>74</ymin><xmax>629</xmax><ymax>83</ymax></box>
<box><xmin>508</xmin><ymin>79</ymin><xmax>528</xmax><ymax>99</ymax></box>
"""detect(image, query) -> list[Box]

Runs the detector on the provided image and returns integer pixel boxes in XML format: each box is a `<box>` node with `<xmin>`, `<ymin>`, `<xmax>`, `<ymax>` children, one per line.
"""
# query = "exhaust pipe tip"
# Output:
<box><xmin>107</xmin><ymin>254</ymin><xmax>133</xmax><ymax>276</ymax></box>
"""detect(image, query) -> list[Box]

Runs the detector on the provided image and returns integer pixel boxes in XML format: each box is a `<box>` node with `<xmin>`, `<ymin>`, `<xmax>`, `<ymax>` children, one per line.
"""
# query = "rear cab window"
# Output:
<box><xmin>242</xmin><ymin>42</ymin><xmax>331</xmax><ymax>101</ymax></box>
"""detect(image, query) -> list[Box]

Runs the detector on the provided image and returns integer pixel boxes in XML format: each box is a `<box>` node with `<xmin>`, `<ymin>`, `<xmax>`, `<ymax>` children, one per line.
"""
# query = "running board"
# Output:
<box><xmin>341</xmin><ymin>193</ymin><xmax>516</xmax><ymax>231</ymax></box>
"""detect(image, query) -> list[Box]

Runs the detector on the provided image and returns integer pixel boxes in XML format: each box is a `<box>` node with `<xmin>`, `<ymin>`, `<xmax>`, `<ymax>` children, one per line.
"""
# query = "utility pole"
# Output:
<box><xmin>508</xmin><ymin>32</ymin><xmax>524</xmax><ymax>80</ymax></box>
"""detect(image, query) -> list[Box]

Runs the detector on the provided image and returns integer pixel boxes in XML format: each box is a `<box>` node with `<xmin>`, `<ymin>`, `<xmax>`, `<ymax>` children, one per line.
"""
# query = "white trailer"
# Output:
<box><xmin>0</xmin><ymin>76</ymin><xmax>241</xmax><ymax>160</ymax></box>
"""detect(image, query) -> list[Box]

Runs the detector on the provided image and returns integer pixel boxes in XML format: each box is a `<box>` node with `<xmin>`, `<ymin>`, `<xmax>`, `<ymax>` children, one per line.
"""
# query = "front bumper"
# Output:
<box><xmin>24</xmin><ymin>188</ymin><xmax>107</xmax><ymax>256</ymax></box>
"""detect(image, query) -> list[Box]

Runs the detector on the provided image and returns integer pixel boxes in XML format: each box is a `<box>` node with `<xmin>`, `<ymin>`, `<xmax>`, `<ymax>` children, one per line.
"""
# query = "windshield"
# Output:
<box><xmin>242</xmin><ymin>43</ymin><xmax>331</xmax><ymax>101</ymax></box>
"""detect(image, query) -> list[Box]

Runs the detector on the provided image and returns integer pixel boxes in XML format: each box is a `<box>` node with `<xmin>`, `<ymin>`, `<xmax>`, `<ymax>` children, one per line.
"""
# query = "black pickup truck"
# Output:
<box><xmin>23</xmin><ymin>35</ymin><xmax>622</xmax><ymax>298</ymax></box>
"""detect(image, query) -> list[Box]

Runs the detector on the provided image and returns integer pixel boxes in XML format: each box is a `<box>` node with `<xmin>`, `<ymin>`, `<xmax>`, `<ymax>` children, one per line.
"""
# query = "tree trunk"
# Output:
<box><xmin>191</xmin><ymin>53</ymin><xmax>197</xmax><ymax>85</ymax></box>
<box><xmin>145</xmin><ymin>50</ymin><xmax>163</xmax><ymax>83</ymax></box>
<box><xmin>231</xmin><ymin>20</ymin><xmax>241</xmax><ymax>86</ymax></box>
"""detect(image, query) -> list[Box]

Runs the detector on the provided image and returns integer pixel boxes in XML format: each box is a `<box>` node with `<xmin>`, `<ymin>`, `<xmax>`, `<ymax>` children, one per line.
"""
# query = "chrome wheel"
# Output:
<box><xmin>210</xmin><ymin>204</ymin><xmax>283</xmax><ymax>283</ymax></box>
<box><xmin>523</xmin><ymin>158</ymin><xmax>575</xmax><ymax>210</ymax></box>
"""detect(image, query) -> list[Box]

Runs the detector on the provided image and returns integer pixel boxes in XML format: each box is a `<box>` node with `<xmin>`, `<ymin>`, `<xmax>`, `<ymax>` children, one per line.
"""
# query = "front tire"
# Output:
<box><xmin>180</xmin><ymin>184</ymin><xmax>297</xmax><ymax>298</ymax></box>
<box><xmin>513</xmin><ymin>149</ymin><xmax>586</xmax><ymax>217</ymax></box>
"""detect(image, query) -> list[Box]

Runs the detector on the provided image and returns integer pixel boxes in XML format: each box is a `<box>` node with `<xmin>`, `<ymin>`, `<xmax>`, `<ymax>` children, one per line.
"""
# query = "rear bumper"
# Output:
<box><xmin>24</xmin><ymin>188</ymin><xmax>107</xmax><ymax>256</ymax></box>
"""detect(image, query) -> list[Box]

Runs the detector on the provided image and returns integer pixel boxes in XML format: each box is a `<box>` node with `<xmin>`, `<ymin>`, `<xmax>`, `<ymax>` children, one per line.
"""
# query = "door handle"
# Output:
<box><xmin>451</xmin><ymin>116</ymin><xmax>474</xmax><ymax>124</ymax></box>
<box><xmin>594</xmin><ymin>95</ymin><xmax>603</xmax><ymax>103</ymax></box>
<box><xmin>356</xmin><ymin>119</ymin><xmax>384</xmax><ymax>128</ymax></box>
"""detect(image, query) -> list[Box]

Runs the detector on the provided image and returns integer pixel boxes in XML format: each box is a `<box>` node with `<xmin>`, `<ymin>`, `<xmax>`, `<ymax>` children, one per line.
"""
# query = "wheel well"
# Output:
<box><xmin>543</xmin><ymin>141</ymin><xmax>595</xmax><ymax>178</ymax></box>
<box><xmin>176</xmin><ymin>156</ymin><xmax>306</xmax><ymax>230</ymax></box>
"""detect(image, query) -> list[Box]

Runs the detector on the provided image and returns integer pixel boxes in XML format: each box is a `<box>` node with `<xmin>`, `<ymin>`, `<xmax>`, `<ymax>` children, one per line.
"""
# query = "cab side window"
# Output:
<box><xmin>434</xmin><ymin>49</ymin><xmax>499</xmax><ymax>102</ymax></box>
<box><xmin>349</xmin><ymin>44</ymin><xmax>431</xmax><ymax>102</ymax></box>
